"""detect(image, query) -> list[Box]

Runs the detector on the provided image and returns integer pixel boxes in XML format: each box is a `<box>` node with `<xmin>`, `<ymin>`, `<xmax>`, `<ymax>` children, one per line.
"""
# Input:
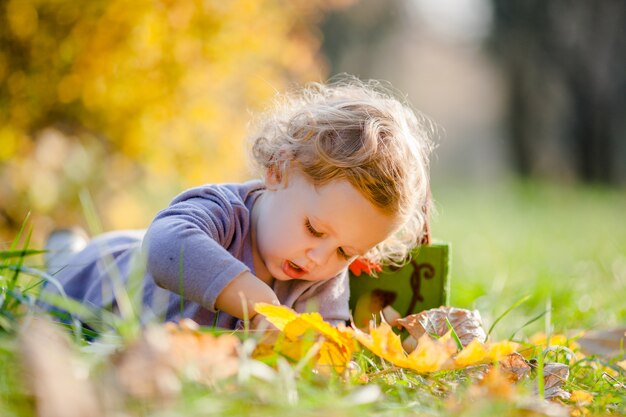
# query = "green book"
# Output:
<box><xmin>349</xmin><ymin>243</ymin><xmax>450</xmax><ymax>328</ymax></box>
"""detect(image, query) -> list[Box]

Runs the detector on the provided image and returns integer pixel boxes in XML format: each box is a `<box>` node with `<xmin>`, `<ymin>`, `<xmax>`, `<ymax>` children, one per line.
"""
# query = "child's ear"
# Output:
<box><xmin>265</xmin><ymin>160</ymin><xmax>290</xmax><ymax>190</ymax></box>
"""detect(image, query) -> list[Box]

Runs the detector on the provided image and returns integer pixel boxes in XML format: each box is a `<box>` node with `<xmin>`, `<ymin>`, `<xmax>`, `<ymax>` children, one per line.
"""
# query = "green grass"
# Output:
<box><xmin>1</xmin><ymin>179</ymin><xmax>625</xmax><ymax>416</ymax></box>
<box><xmin>432</xmin><ymin>180</ymin><xmax>626</xmax><ymax>340</ymax></box>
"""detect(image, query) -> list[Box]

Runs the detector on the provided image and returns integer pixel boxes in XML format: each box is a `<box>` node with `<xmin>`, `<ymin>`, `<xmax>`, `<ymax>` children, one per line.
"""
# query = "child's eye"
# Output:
<box><xmin>305</xmin><ymin>219</ymin><xmax>324</xmax><ymax>238</ymax></box>
<box><xmin>337</xmin><ymin>247</ymin><xmax>351</xmax><ymax>261</ymax></box>
<box><xmin>305</xmin><ymin>218</ymin><xmax>352</xmax><ymax>261</ymax></box>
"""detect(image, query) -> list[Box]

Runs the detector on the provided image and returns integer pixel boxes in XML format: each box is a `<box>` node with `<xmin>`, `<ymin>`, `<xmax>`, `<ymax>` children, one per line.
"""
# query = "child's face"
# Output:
<box><xmin>252</xmin><ymin>169</ymin><xmax>398</xmax><ymax>283</ymax></box>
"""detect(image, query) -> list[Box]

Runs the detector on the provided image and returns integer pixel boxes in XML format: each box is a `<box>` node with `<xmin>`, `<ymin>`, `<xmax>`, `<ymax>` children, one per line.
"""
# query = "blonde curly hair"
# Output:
<box><xmin>249</xmin><ymin>77</ymin><xmax>436</xmax><ymax>266</ymax></box>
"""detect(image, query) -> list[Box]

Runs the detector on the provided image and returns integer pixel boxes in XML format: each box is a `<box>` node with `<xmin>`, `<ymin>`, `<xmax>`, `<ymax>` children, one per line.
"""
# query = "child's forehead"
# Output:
<box><xmin>300</xmin><ymin>177</ymin><xmax>397</xmax><ymax>243</ymax></box>
<box><xmin>299</xmin><ymin>174</ymin><xmax>384</xmax><ymax>216</ymax></box>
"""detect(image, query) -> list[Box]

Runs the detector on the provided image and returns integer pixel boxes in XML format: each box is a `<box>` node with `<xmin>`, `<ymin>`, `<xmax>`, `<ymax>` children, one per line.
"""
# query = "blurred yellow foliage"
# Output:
<box><xmin>0</xmin><ymin>0</ymin><xmax>353</xmax><ymax>243</ymax></box>
<box><xmin>527</xmin><ymin>332</ymin><xmax>580</xmax><ymax>352</ymax></box>
<box><xmin>569</xmin><ymin>390</ymin><xmax>593</xmax><ymax>406</ymax></box>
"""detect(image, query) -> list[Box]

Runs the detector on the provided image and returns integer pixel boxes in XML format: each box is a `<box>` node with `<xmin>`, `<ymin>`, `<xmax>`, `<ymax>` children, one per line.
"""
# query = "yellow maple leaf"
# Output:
<box><xmin>317</xmin><ymin>338</ymin><xmax>353</xmax><ymax>373</ymax></box>
<box><xmin>370</xmin><ymin>320</ymin><xmax>406</xmax><ymax>358</ymax></box>
<box><xmin>275</xmin><ymin>335</ymin><xmax>312</xmax><ymax>362</ymax></box>
<box><xmin>288</xmin><ymin>315</ymin><xmax>355</xmax><ymax>371</ymax></box>
<box><xmin>355</xmin><ymin>322</ymin><xmax>456</xmax><ymax>373</ymax></box>
<box><xmin>454</xmin><ymin>338</ymin><xmax>488</xmax><ymax>367</ymax></box>
<box><xmin>253</xmin><ymin>303</ymin><xmax>355</xmax><ymax>373</ymax></box>
<box><xmin>285</xmin><ymin>312</ymin><xmax>340</xmax><ymax>342</ymax></box>
<box><xmin>283</xmin><ymin>316</ymin><xmax>314</xmax><ymax>340</ymax></box>
<box><xmin>406</xmin><ymin>332</ymin><xmax>456</xmax><ymax>373</ymax></box>
<box><xmin>254</xmin><ymin>303</ymin><xmax>298</xmax><ymax>331</ymax></box>
<box><xmin>486</xmin><ymin>340</ymin><xmax>519</xmax><ymax>361</ymax></box>
<box><xmin>354</xmin><ymin>321</ymin><xmax>408</xmax><ymax>366</ymax></box>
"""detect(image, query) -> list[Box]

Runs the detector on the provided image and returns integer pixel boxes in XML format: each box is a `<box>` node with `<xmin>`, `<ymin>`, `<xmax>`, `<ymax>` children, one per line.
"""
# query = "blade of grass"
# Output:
<box><xmin>117</xmin><ymin>248</ymin><xmax>147</xmax><ymax>339</ymax></box>
<box><xmin>536</xmin><ymin>350</ymin><xmax>545</xmax><ymax>399</ymax></box>
<box><xmin>79</xmin><ymin>188</ymin><xmax>139</xmax><ymax>339</ymax></box>
<box><xmin>509</xmin><ymin>309</ymin><xmax>550</xmax><ymax>340</ymax></box>
<box><xmin>79</xmin><ymin>189</ymin><xmax>103</xmax><ymax>236</ymax></box>
<box><xmin>240</xmin><ymin>292</ymin><xmax>250</xmax><ymax>336</ymax></box>
<box><xmin>7</xmin><ymin>212</ymin><xmax>30</xmax><ymax>252</ymax></box>
<box><xmin>1</xmin><ymin>213</ymin><xmax>30</xmax><ymax>293</ymax></box>
<box><xmin>445</xmin><ymin>317</ymin><xmax>463</xmax><ymax>350</ymax></box>
<box><xmin>39</xmin><ymin>291</ymin><xmax>120</xmax><ymax>334</ymax></box>
<box><xmin>0</xmin><ymin>249</ymin><xmax>46</xmax><ymax>260</ymax></box>
<box><xmin>2</xmin><ymin>227</ymin><xmax>33</xmax><ymax>312</ymax></box>
<box><xmin>545</xmin><ymin>296</ymin><xmax>552</xmax><ymax>346</ymax></box>
<box><xmin>294</xmin><ymin>339</ymin><xmax>323</xmax><ymax>374</ymax></box>
<box><xmin>80</xmin><ymin>190</ymin><xmax>136</xmax><ymax>330</ymax></box>
<box><xmin>7</xmin><ymin>265</ymin><xmax>68</xmax><ymax>298</ymax></box>
<box><xmin>485</xmin><ymin>294</ymin><xmax>531</xmax><ymax>342</ymax></box>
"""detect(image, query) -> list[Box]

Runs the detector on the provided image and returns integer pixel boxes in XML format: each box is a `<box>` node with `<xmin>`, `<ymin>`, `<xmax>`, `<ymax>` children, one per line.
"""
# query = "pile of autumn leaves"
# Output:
<box><xmin>253</xmin><ymin>304</ymin><xmax>519</xmax><ymax>375</ymax></box>
<box><xmin>18</xmin><ymin>305</ymin><xmax>621</xmax><ymax>416</ymax></box>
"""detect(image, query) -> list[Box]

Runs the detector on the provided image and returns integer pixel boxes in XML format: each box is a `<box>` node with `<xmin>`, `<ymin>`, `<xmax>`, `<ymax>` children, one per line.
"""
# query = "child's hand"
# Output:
<box><xmin>250</xmin><ymin>313</ymin><xmax>278</xmax><ymax>332</ymax></box>
<box><xmin>215</xmin><ymin>271</ymin><xmax>281</xmax><ymax>321</ymax></box>
<box><xmin>250</xmin><ymin>313</ymin><xmax>281</xmax><ymax>345</ymax></box>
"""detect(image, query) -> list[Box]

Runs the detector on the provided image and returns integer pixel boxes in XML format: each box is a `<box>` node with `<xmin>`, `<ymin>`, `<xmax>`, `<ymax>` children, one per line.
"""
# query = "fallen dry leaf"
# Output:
<box><xmin>576</xmin><ymin>327</ymin><xmax>626</xmax><ymax>358</ymax></box>
<box><xmin>516</xmin><ymin>399</ymin><xmax>570</xmax><ymax>417</ymax></box>
<box><xmin>543</xmin><ymin>362</ymin><xmax>570</xmax><ymax>401</ymax></box>
<box><xmin>402</xmin><ymin>334</ymin><xmax>418</xmax><ymax>353</ymax></box>
<box><xmin>498</xmin><ymin>352</ymin><xmax>532</xmax><ymax>382</ymax></box>
<box><xmin>112</xmin><ymin>326</ymin><xmax>181</xmax><ymax>401</ymax></box>
<box><xmin>478</xmin><ymin>366</ymin><xmax>516</xmax><ymax>399</ymax></box>
<box><xmin>113</xmin><ymin>319</ymin><xmax>239</xmax><ymax>400</ymax></box>
<box><xmin>19</xmin><ymin>317</ymin><xmax>102</xmax><ymax>417</ymax></box>
<box><xmin>397</xmin><ymin>306</ymin><xmax>487</xmax><ymax>347</ymax></box>
<box><xmin>166</xmin><ymin>319</ymin><xmax>240</xmax><ymax>385</ymax></box>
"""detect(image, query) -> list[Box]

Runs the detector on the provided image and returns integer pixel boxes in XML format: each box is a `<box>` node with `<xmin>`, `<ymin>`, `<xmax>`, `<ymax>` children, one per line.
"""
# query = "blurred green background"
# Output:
<box><xmin>1</xmin><ymin>0</ymin><xmax>624</xmax><ymax>336</ymax></box>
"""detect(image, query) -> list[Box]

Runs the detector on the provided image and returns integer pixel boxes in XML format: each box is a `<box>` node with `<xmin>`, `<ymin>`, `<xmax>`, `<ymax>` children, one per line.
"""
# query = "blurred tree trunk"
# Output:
<box><xmin>490</xmin><ymin>0</ymin><xmax>626</xmax><ymax>184</ymax></box>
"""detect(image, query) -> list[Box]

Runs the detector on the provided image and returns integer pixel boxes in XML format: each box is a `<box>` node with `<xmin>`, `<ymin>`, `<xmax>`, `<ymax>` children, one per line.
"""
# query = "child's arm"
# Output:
<box><xmin>143</xmin><ymin>185</ymin><xmax>277</xmax><ymax>325</ymax></box>
<box><xmin>215</xmin><ymin>270</ymin><xmax>280</xmax><ymax>321</ymax></box>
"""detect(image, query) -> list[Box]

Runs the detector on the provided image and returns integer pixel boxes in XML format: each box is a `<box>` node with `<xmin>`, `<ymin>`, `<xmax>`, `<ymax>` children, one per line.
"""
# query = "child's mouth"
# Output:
<box><xmin>282</xmin><ymin>260</ymin><xmax>307</xmax><ymax>279</ymax></box>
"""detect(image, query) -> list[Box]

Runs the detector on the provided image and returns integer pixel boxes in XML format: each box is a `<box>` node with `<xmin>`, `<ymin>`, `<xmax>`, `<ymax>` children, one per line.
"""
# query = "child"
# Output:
<box><xmin>42</xmin><ymin>77</ymin><xmax>434</xmax><ymax>330</ymax></box>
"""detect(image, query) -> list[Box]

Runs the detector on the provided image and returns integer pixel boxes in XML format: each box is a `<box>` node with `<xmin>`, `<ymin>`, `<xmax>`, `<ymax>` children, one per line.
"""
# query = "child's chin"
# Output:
<box><xmin>267</xmin><ymin>263</ymin><xmax>292</xmax><ymax>281</ymax></box>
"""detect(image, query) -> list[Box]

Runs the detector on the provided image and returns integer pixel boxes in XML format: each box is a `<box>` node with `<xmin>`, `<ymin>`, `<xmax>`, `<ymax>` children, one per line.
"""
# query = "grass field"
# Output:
<box><xmin>1</xmin><ymin>179</ymin><xmax>625</xmax><ymax>416</ymax></box>
<box><xmin>432</xmin><ymin>180</ymin><xmax>626</xmax><ymax>339</ymax></box>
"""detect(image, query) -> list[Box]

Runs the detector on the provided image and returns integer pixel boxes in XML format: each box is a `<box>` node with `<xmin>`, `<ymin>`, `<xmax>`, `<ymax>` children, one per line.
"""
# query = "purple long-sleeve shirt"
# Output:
<box><xmin>42</xmin><ymin>180</ymin><xmax>350</xmax><ymax>329</ymax></box>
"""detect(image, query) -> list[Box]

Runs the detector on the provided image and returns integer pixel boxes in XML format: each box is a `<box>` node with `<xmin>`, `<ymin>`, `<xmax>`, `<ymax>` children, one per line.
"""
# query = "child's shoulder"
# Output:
<box><xmin>169</xmin><ymin>179</ymin><xmax>265</xmax><ymax>208</ymax></box>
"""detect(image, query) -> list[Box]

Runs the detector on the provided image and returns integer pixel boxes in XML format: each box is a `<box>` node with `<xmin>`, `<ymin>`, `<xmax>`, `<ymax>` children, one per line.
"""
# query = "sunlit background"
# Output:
<box><xmin>1</xmin><ymin>0</ymin><xmax>625</xmax><ymax>333</ymax></box>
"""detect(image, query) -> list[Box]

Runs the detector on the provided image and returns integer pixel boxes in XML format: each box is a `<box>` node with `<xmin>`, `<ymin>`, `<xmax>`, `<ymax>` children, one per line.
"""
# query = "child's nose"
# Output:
<box><xmin>305</xmin><ymin>241</ymin><xmax>335</xmax><ymax>267</ymax></box>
